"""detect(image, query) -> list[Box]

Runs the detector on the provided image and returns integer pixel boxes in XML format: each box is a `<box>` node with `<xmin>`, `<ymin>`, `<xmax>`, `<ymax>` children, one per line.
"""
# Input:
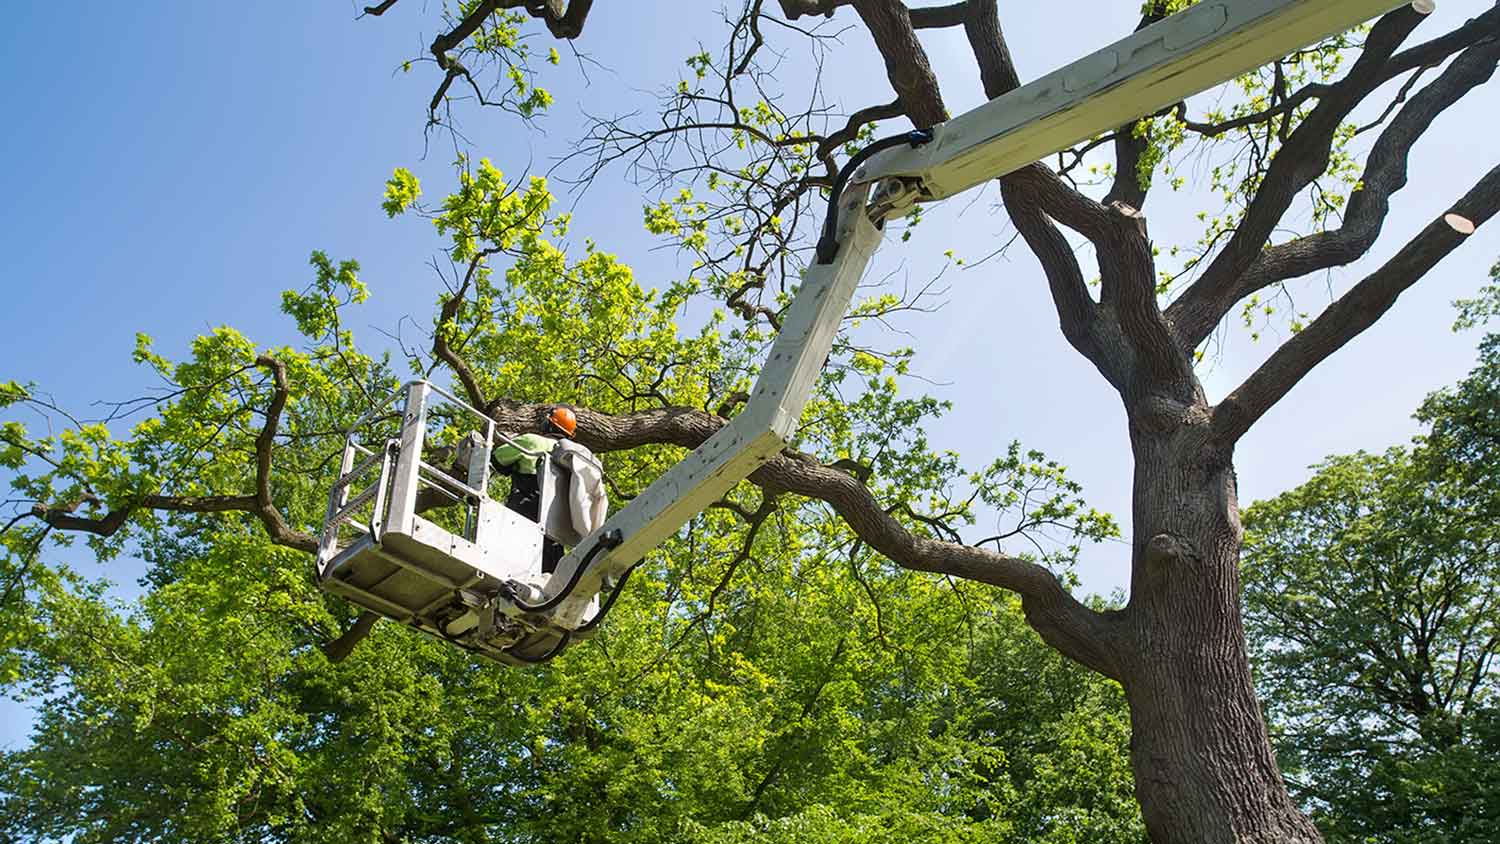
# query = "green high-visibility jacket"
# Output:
<box><xmin>492</xmin><ymin>433</ymin><xmax>556</xmax><ymax>476</ymax></box>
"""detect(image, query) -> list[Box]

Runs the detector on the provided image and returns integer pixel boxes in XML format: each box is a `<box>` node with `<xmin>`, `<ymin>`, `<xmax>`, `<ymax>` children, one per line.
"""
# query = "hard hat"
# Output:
<box><xmin>548</xmin><ymin>406</ymin><xmax>578</xmax><ymax>438</ymax></box>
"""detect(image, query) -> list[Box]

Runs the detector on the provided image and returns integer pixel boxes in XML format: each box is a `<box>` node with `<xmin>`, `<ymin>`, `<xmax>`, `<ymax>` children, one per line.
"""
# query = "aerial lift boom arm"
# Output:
<box><xmin>517</xmin><ymin>0</ymin><xmax>1412</xmax><ymax>655</ymax></box>
<box><xmin>318</xmin><ymin>0</ymin><xmax>1415</xmax><ymax>664</ymax></box>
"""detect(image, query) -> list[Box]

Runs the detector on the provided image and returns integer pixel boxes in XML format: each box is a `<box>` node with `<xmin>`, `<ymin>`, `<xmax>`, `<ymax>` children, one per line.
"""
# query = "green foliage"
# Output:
<box><xmin>428</xmin><ymin>3</ymin><xmax>556</xmax><ymax>121</ymax></box>
<box><xmin>382</xmin><ymin>167</ymin><xmax>423</xmax><ymax>218</ymax></box>
<box><xmin>0</xmin><ymin>167</ymin><xmax>1137</xmax><ymax>842</ymax></box>
<box><xmin>1243</xmin><ymin>329</ymin><xmax>1500</xmax><ymax>843</ymax></box>
<box><xmin>1453</xmin><ymin>259</ymin><xmax>1500</xmax><ymax>331</ymax></box>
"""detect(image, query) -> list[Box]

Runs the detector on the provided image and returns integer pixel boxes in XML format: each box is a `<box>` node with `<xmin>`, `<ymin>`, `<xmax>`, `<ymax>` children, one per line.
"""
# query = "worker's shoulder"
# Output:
<box><xmin>513</xmin><ymin>433</ymin><xmax>557</xmax><ymax>450</ymax></box>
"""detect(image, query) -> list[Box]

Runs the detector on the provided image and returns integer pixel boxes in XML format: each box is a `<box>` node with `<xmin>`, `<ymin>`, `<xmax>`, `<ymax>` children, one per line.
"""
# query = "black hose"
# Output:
<box><xmin>503</xmin><ymin>631</ymin><xmax>572</xmax><ymax>664</ymax></box>
<box><xmin>573</xmin><ymin>560</ymin><xmax>642</xmax><ymax>635</ymax></box>
<box><xmin>505</xmin><ymin>528</ymin><xmax>624</xmax><ymax>614</ymax></box>
<box><xmin>813</xmin><ymin>128</ymin><xmax>934</xmax><ymax>265</ymax></box>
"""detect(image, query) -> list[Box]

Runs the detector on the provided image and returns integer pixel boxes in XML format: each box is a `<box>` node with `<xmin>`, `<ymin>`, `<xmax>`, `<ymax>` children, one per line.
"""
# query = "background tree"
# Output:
<box><xmin>1243</xmin><ymin>297</ymin><xmax>1500</xmax><ymax>843</ymax></box>
<box><xmin>5</xmin><ymin>1</ymin><xmax>1500</xmax><ymax>841</ymax></box>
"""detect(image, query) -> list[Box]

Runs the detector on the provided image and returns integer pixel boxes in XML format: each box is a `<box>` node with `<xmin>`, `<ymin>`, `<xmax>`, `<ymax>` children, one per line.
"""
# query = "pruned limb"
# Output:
<box><xmin>360</xmin><ymin>0</ymin><xmax>400</xmax><ymax>18</ymax></box>
<box><xmin>420</xmin><ymin>0</ymin><xmax>593</xmax><ymax>123</ymax></box>
<box><xmin>322</xmin><ymin>611</ymin><xmax>380</xmax><ymax>662</ymax></box>
<box><xmin>775</xmin><ymin>0</ymin><xmax>850</xmax><ymax>20</ymax></box>
<box><xmin>1169</xmin><ymin>35</ymin><xmax>1500</xmax><ymax>347</ymax></box>
<box><xmin>1211</xmin><ymin>163</ymin><xmax>1500</xmax><ymax>446</ymax></box>
<box><xmin>430</xmin><ymin>0</ymin><xmax>591</xmax><ymax>58</ymax></box>
<box><xmin>1166</xmin><ymin>6</ymin><xmax>1462</xmax><ymax>351</ymax></box>
<box><xmin>909</xmin><ymin>2</ymin><xmax>968</xmax><ymax>30</ymax></box>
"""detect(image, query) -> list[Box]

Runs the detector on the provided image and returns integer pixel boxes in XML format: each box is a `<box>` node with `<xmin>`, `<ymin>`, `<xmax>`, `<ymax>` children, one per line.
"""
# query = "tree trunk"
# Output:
<box><xmin>1120</xmin><ymin>422</ymin><xmax>1321</xmax><ymax>843</ymax></box>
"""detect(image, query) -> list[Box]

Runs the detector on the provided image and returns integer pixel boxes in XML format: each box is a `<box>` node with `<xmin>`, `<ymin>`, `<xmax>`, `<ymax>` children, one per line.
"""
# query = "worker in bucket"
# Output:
<box><xmin>493</xmin><ymin>407</ymin><xmax>578</xmax><ymax>572</ymax></box>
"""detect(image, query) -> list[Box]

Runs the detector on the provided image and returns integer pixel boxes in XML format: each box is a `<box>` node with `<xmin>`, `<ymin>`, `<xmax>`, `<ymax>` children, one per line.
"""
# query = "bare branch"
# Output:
<box><xmin>1166</xmin><ymin>6</ymin><xmax>1466</xmax><ymax>350</ymax></box>
<box><xmin>1170</xmin><ymin>36</ymin><xmax>1500</xmax><ymax>345</ymax></box>
<box><xmin>1212</xmin><ymin>163</ymin><xmax>1500</xmax><ymax>445</ymax></box>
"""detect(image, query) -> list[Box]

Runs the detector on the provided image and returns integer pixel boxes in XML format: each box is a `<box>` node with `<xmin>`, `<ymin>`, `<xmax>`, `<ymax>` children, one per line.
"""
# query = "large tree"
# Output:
<box><xmin>5</xmin><ymin>1</ymin><xmax>1500</xmax><ymax>841</ymax></box>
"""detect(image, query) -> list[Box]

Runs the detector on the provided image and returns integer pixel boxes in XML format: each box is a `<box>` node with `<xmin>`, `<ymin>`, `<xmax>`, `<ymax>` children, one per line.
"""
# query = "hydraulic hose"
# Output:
<box><xmin>503</xmin><ymin>631</ymin><xmax>572</xmax><ymax>664</ymax></box>
<box><xmin>813</xmin><ymin>128</ymin><xmax>934</xmax><ymax>265</ymax></box>
<box><xmin>573</xmin><ymin>560</ymin><xmax>642</xmax><ymax>635</ymax></box>
<box><xmin>504</xmin><ymin>528</ymin><xmax>624</xmax><ymax>615</ymax></box>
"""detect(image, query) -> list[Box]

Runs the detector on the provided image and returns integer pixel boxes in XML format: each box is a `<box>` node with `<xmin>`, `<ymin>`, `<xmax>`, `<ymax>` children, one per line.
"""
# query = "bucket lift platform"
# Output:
<box><xmin>315</xmin><ymin>381</ymin><xmax>595</xmax><ymax>664</ymax></box>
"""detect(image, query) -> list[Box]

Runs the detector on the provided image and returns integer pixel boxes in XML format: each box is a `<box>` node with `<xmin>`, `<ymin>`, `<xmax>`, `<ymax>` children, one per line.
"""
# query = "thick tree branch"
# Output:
<box><xmin>963</xmin><ymin>1</ymin><xmax>1172</xmax><ymax>391</ymax></box>
<box><xmin>1003</xmin><ymin>163</ymin><xmax>1178</xmax><ymax>389</ymax></box>
<box><xmin>909</xmin><ymin>2</ymin><xmax>968</xmax><ymax>31</ymax></box>
<box><xmin>1164</xmin><ymin>7</ymin><xmax>1434</xmax><ymax>346</ymax></box>
<box><xmin>322</xmin><ymin>611</ymin><xmax>380</xmax><ymax>662</ymax></box>
<box><xmin>999</xmin><ymin>176</ymin><xmax>1126</xmax><ymax>391</ymax></box>
<box><xmin>1212</xmin><ymin>163</ymin><xmax>1500</xmax><ymax>445</ymax></box>
<box><xmin>31</xmin><ymin>355</ymin><xmax>318</xmax><ymax>554</ymax></box>
<box><xmin>960</xmin><ymin>0</ymin><xmax>1017</xmax><ymax>101</ymax></box>
<box><xmin>1170</xmin><ymin>38</ymin><xmax>1500</xmax><ymax>345</ymax></box>
<box><xmin>1386</xmin><ymin>5</ymin><xmax>1500</xmax><ymax>79</ymax></box>
<box><xmin>484</xmin><ymin>398</ymin><xmax>1124</xmax><ymax>677</ymax></box>
<box><xmin>1166</xmin><ymin>6</ymin><xmax>1449</xmax><ymax>350</ymax></box>
<box><xmin>1103</xmin><ymin>6</ymin><xmax>1171</xmax><ymax>210</ymax></box>
<box><xmin>849</xmin><ymin>0</ymin><xmax>948</xmax><ymax>126</ymax></box>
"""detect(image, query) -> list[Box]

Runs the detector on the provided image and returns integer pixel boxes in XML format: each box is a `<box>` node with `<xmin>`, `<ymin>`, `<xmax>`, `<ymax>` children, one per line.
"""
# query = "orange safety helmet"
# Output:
<box><xmin>547</xmin><ymin>406</ymin><xmax>578</xmax><ymax>438</ymax></box>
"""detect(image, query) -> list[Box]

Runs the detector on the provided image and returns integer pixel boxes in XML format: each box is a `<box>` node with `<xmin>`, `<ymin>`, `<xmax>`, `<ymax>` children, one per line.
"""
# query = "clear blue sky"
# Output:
<box><xmin>2</xmin><ymin>2</ymin><xmax>1495</xmax><ymax>746</ymax></box>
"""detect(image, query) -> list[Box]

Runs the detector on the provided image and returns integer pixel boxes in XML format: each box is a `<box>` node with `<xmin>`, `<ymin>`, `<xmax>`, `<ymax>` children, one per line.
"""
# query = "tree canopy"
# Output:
<box><xmin>1244</xmin><ymin>305</ymin><xmax>1500</xmax><ymax>843</ymax></box>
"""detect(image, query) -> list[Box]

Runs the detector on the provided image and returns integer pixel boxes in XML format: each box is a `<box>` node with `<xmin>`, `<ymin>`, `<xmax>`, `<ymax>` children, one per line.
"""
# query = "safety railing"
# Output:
<box><xmin>318</xmin><ymin>439</ymin><xmax>396</xmax><ymax>568</ymax></box>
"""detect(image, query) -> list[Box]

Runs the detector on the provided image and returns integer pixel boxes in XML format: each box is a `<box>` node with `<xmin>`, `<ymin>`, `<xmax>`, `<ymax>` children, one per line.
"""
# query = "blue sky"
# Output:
<box><xmin>2</xmin><ymin>2</ymin><xmax>1496</xmax><ymax>747</ymax></box>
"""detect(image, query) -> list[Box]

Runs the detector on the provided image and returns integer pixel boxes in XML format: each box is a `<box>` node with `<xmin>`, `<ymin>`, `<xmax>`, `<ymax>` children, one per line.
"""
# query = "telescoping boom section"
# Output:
<box><xmin>318</xmin><ymin>0</ymin><xmax>1412</xmax><ymax>664</ymax></box>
